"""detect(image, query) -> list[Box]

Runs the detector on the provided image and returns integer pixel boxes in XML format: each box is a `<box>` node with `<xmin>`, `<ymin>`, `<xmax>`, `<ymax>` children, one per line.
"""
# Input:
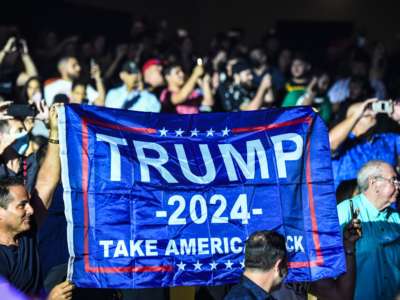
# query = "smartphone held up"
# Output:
<box><xmin>371</xmin><ymin>99</ymin><xmax>393</xmax><ymax>115</ymax></box>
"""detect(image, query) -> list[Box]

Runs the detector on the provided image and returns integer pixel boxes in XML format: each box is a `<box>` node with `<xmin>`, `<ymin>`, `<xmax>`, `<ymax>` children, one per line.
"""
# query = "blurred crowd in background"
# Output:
<box><xmin>0</xmin><ymin>16</ymin><xmax>400</xmax><ymax>300</ymax></box>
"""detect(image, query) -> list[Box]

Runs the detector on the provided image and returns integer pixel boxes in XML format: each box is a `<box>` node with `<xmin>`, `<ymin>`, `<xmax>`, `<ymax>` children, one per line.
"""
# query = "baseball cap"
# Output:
<box><xmin>121</xmin><ymin>61</ymin><xmax>140</xmax><ymax>74</ymax></box>
<box><xmin>232</xmin><ymin>61</ymin><xmax>251</xmax><ymax>75</ymax></box>
<box><xmin>142</xmin><ymin>58</ymin><xmax>162</xmax><ymax>74</ymax></box>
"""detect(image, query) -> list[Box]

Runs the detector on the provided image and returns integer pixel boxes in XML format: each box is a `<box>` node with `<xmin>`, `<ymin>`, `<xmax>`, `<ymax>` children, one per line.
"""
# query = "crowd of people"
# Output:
<box><xmin>0</xmin><ymin>18</ymin><xmax>399</xmax><ymax>300</ymax></box>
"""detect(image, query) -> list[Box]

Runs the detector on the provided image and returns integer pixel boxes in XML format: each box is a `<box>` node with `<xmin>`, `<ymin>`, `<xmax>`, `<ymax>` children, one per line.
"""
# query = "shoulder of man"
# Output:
<box><xmin>105</xmin><ymin>87</ymin><xmax>117</xmax><ymax>99</ymax></box>
<box><xmin>44</xmin><ymin>77</ymin><xmax>62</xmax><ymax>88</ymax></box>
<box><xmin>0</xmin><ymin>232</ymin><xmax>37</xmax><ymax>279</ymax></box>
<box><xmin>139</xmin><ymin>90</ymin><xmax>157</xmax><ymax>98</ymax></box>
<box><xmin>0</xmin><ymin>245</ymin><xmax>12</xmax><ymax>277</ymax></box>
<box><xmin>44</xmin><ymin>79</ymin><xmax>70</xmax><ymax>105</ymax></box>
<box><xmin>225</xmin><ymin>283</ymin><xmax>255</xmax><ymax>300</ymax></box>
<box><xmin>386</xmin><ymin>206</ymin><xmax>400</xmax><ymax>222</ymax></box>
<box><xmin>44</xmin><ymin>79</ymin><xmax>71</xmax><ymax>94</ymax></box>
<box><xmin>337</xmin><ymin>196</ymin><xmax>360</xmax><ymax>225</ymax></box>
<box><xmin>107</xmin><ymin>84</ymin><xmax>124</xmax><ymax>94</ymax></box>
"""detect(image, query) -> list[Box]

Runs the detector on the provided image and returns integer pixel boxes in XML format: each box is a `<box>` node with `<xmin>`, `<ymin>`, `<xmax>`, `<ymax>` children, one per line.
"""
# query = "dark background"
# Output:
<box><xmin>3</xmin><ymin>0</ymin><xmax>400</xmax><ymax>52</ymax></box>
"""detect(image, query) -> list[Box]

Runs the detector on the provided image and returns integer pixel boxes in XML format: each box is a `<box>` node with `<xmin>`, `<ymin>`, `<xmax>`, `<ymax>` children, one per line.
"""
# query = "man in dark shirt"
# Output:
<box><xmin>0</xmin><ymin>177</ymin><xmax>41</xmax><ymax>294</ymax></box>
<box><xmin>0</xmin><ymin>105</ymin><xmax>73</xmax><ymax>298</ymax></box>
<box><xmin>217</xmin><ymin>61</ymin><xmax>273</xmax><ymax>112</ymax></box>
<box><xmin>225</xmin><ymin>230</ymin><xmax>287</xmax><ymax>300</ymax></box>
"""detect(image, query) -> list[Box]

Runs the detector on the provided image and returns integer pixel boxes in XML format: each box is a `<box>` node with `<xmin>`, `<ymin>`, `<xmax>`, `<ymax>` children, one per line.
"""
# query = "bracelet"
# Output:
<box><xmin>48</xmin><ymin>139</ymin><xmax>59</xmax><ymax>144</ymax></box>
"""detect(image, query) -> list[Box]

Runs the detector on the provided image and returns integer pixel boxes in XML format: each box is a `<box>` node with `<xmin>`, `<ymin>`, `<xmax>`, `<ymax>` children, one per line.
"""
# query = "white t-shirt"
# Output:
<box><xmin>44</xmin><ymin>79</ymin><xmax>99</xmax><ymax>106</ymax></box>
<box><xmin>105</xmin><ymin>85</ymin><xmax>161</xmax><ymax>113</ymax></box>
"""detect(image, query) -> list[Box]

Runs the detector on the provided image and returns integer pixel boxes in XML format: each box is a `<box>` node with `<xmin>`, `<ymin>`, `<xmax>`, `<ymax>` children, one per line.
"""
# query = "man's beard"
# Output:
<box><xmin>242</xmin><ymin>81</ymin><xmax>253</xmax><ymax>89</ymax></box>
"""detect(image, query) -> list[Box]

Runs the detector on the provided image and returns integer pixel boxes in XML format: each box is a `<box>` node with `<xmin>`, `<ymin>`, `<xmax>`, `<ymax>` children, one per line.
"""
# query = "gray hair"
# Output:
<box><xmin>357</xmin><ymin>160</ymin><xmax>388</xmax><ymax>192</ymax></box>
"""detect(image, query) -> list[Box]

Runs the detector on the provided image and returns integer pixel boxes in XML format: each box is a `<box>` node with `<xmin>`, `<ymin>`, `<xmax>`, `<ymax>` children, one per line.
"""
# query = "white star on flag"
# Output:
<box><xmin>175</xmin><ymin>128</ymin><xmax>184</xmax><ymax>137</ymax></box>
<box><xmin>209</xmin><ymin>261</ymin><xmax>218</xmax><ymax>271</ymax></box>
<box><xmin>225</xmin><ymin>260</ymin><xmax>233</xmax><ymax>269</ymax></box>
<box><xmin>222</xmin><ymin>127</ymin><xmax>230</xmax><ymax>136</ymax></box>
<box><xmin>177</xmin><ymin>261</ymin><xmax>186</xmax><ymax>271</ymax></box>
<box><xmin>159</xmin><ymin>127</ymin><xmax>168</xmax><ymax>136</ymax></box>
<box><xmin>193</xmin><ymin>260</ymin><xmax>203</xmax><ymax>270</ymax></box>
<box><xmin>240</xmin><ymin>260</ymin><xmax>245</xmax><ymax>269</ymax></box>
<box><xmin>206</xmin><ymin>128</ymin><xmax>215</xmax><ymax>137</ymax></box>
<box><xmin>190</xmin><ymin>128</ymin><xmax>199</xmax><ymax>137</ymax></box>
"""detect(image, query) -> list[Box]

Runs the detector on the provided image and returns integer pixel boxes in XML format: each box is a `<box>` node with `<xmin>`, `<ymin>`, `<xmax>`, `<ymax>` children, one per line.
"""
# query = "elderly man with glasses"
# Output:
<box><xmin>337</xmin><ymin>160</ymin><xmax>400</xmax><ymax>300</ymax></box>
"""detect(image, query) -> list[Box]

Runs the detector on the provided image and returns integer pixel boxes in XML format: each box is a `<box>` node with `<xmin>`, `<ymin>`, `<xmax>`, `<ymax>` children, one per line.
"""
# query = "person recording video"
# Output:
<box><xmin>329</xmin><ymin>98</ymin><xmax>400</xmax><ymax>188</ymax></box>
<box><xmin>160</xmin><ymin>58</ymin><xmax>214</xmax><ymax>114</ymax></box>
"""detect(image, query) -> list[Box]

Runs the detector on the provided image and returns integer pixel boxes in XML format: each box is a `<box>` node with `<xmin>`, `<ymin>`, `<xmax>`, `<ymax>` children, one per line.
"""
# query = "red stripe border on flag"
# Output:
<box><xmin>80</xmin><ymin>115</ymin><xmax>323</xmax><ymax>273</ymax></box>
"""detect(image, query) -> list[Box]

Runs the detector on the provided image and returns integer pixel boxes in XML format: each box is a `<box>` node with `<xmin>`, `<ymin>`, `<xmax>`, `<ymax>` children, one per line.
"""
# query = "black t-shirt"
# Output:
<box><xmin>0</xmin><ymin>224</ymin><xmax>42</xmax><ymax>295</ymax></box>
<box><xmin>225</xmin><ymin>275</ymin><xmax>276</xmax><ymax>300</ymax></box>
<box><xmin>217</xmin><ymin>83</ymin><xmax>255</xmax><ymax>112</ymax></box>
<box><xmin>160</xmin><ymin>88</ymin><xmax>203</xmax><ymax>114</ymax></box>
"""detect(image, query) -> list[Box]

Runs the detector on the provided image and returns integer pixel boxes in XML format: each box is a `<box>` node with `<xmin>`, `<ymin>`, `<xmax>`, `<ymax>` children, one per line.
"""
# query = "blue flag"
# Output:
<box><xmin>59</xmin><ymin>105</ymin><xmax>345</xmax><ymax>289</ymax></box>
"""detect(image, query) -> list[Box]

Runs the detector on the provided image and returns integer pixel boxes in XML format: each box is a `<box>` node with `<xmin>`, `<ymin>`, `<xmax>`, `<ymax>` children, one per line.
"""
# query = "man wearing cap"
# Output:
<box><xmin>105</xmin><ymin>60</ymin><xmax>161</xmax><ymax>112</ymax></box>
<box><xmin>142</xmin><ymin>58</ymin><xmax>164</xmax><ymax>98</ymax></box>
<box><xmin>217</xmin><ymin>60</ymin><xmax>273</xmax><ymax>112</ymax></box>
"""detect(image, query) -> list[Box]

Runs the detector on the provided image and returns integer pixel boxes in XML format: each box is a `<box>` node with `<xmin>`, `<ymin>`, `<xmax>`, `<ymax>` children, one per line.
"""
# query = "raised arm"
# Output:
<box><xmin>16</xmin><ymin>39</ymin><xmax>39</xmax><ymax>87</ymax></box>
<box><xmin>91</xmin><ymin>63</ymin><xmax>106</xmax><ymax>106</ymax></box>
<box><xmin>103</xmin><ymin>44</ymin><xmax>127</xmax><ymax>81</ymax></box>
<box><xmin>170</xmin><ymin>65</ymin><xmax>204</xmax><ymax>105</ymax></box>
<box><xmin>199</xmin><ymin>74</ymin><xmax>214</xmax><ymax>109</ymax></box>
<box><xmin>329</xmin><ymin>98</ymin><xmax>376</xmax><ymax>152</ymax></box>
<box><xmin>298</xmin><ymin>77</ymin><xmax>318</xmax><ymax>106</ymax></box>
<box><xmin>32</xmin><ymin>104</ymin><xmax>61</xmax><ymax>225</ymax></box>
<box><xmin>0</xmin><ymin>38</ymin><xmax>16</xmax><ymax>65</ymax></box>
<box><xmin>241</xmin><ymin>73</ymin><xmax>272</xmax><ymax>111</ymax></box>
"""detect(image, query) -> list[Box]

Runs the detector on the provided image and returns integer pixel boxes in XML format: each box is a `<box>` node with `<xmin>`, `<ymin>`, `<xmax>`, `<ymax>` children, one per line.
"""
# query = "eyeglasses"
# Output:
<box><xmin>374</xmin><ymin>176</ymin><xmax>400</xmax><ymax>187</ymax></box>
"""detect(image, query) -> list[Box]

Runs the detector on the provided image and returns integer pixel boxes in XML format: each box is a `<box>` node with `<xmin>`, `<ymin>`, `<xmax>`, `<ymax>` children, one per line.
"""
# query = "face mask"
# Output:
<box><xmin>11</xmin><ymin>131</ymin><xmax>29</xmax><ymax>156</ymax></box>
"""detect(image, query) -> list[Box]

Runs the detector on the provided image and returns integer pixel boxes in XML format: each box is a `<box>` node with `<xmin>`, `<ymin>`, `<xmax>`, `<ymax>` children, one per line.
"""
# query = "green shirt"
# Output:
<box><xmin>282</xmin><ymin>89</ymin><xmax>305</xmax><ymax>107</ymax></box>
<box><xmin>337</xmin><ymin>194</ymin><xmax>400</xmax><ymax>300</ymax></box>
<box><xmin>282</xmin><ymin>90</ymin><xmax>332</xmax><ymax>124</ymax></box>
